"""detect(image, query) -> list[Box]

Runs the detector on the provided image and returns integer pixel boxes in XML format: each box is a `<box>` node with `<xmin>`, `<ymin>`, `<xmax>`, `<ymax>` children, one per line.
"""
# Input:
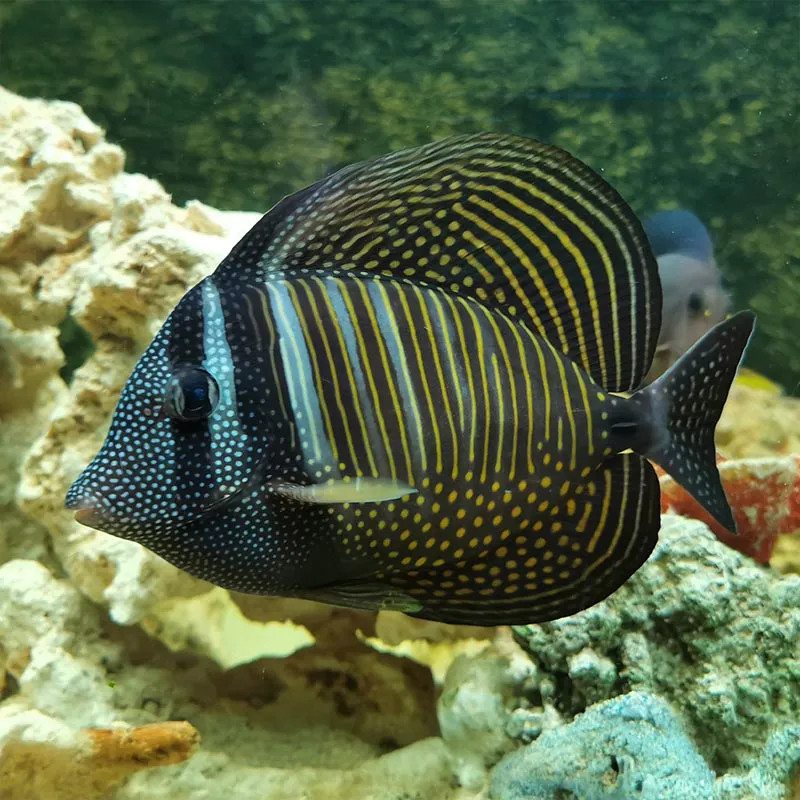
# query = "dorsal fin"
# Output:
<box><xmin>214</xmin><ymin>133</ymin><xmax>661</xmax><ymax>391</ymax></box>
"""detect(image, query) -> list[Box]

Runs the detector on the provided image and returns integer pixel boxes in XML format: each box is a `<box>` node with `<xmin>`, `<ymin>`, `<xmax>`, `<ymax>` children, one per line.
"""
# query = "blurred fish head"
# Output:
<box><xmin>64</xmin><ymin>277</ymin><xmax>278</xmax><ymax>547</ymax></box>
<box><xmin>643</xmin><ymin>209</ymin><xmax>731</xmax><ymax>381</ymax></box>
<box><xmin>657</xmin><ymin>252</ymin><xmax>731</xmax><ymax>361</ymax></box>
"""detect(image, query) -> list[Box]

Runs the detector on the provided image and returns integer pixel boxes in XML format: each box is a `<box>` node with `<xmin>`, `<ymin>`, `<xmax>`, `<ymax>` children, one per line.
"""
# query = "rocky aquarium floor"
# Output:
<box><xmin>1</xmin><ymin>88</ymin><xmax>798</xmax><ymax>800</ymax></box>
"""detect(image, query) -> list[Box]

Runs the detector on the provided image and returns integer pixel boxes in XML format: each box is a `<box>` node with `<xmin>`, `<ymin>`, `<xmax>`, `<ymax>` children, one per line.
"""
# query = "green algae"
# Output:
<box><xmin>2</xmin><ymin>0</ymin><xmax>799</xmax><ymax>385</ymax></box>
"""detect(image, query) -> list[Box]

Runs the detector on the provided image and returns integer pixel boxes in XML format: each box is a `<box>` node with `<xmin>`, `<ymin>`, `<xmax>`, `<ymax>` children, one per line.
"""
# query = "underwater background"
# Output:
<box><xmin>3</xmin><ymin>0</ymin><xmax>799</xmax><ymax>390</ymax></box>
<box><xmin>1</xmin><ymin>2</ymin><xmax>800</xmax><ymax>799</ymax></box>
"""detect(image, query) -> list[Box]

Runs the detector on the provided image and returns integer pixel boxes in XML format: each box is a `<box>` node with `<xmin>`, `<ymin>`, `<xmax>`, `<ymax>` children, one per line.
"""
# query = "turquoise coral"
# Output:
<box><xmin>490</xmin><ymin>692</ymin><xmax>716</xmax><ymax>800</ymax></box>
<box><xmin>490</xmin><ymin>693</ymin><xmax>800</xmax><ymax>800</ymax></box>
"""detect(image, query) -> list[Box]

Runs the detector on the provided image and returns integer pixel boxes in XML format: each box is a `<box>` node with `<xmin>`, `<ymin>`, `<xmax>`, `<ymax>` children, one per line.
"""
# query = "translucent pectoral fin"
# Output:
<box><xmin>273</xmin><ymin>477</ymin><xmax>416</xmax><ymax>504</ymax></box>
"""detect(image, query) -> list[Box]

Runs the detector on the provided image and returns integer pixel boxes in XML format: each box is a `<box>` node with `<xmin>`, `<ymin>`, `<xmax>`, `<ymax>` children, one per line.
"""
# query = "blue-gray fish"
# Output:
<box><xmin>644</xmin><ymin>209</ymin><xmax>730</xmax><ymax>382</ymax></box>
<box><xmin>65</xmin><ymin>134</ymin><xmax>755</xmax><ymax>626</ymax></box>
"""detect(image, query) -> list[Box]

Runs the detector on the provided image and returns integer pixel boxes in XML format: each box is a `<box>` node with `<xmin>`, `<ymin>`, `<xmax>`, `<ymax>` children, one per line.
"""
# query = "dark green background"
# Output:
<box><xmin>3</xmin><ymin>0</ymin><xmax>799</xmax><ymax>389</ymax></box>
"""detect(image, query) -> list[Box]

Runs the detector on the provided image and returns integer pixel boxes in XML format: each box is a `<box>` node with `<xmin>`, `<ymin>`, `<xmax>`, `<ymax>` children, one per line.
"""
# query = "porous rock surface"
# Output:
<box><xmin>510</xmin><ymin>517</ymin><xmax>800</xmax><ymax>775</ymax></box>
<box><xmin>717</xmin><ymin>383</ymin><xmax>800</xmax><ymax>460</ymax></box>
<box><xmin>0</xmin><ymin>559</ymin><xmax>444</xmax><ymax>800</ymax></box>
<box><xmin>490</xmin><ymin>692</ymin><xmax>717</xmax><ymax>800</ymax></box>
<box><xmin>2</xmin><ymin>87</ymin><xmax>800</xmax><ymax>799</ymax></box>
<box><xmin>0</xmin><ymin>84</ymin><xmax>489</xmax><ymax>644</ymax></box>
<box><xmin>0</xmin><ymin>86</ymin><xmax>475</xmax><ymax>799</ymax></box>
<box><xmin>0</xmin><ymin>84</ymin><xmax>259</xmax><ymax>623</ymax></box>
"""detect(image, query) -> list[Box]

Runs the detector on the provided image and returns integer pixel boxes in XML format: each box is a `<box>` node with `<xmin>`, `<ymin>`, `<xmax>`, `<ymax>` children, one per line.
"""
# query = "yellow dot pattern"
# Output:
<box><xmin>319</xmin><ymin>414</ymin><xmax>660</xmax><ymax>626</ymax></box>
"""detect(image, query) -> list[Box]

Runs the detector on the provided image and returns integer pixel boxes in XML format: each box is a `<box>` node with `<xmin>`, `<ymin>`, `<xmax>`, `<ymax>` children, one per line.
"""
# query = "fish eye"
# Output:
<box><xmin>687</xmin><ymin>292</ymin><xmax>704</xmax><ymax>314</ymax></box>
<box><xmin>164</xmin><ymin>366</ymin><xmax>220</xmax><ymax>422</ymax></box>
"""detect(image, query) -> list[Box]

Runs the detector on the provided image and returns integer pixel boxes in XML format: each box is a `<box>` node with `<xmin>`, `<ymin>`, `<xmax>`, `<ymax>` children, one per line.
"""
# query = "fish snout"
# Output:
<box><xmin>65</xmin><ymin>486</ymin><xmax>110</xmax><ymax>531</ymax></box>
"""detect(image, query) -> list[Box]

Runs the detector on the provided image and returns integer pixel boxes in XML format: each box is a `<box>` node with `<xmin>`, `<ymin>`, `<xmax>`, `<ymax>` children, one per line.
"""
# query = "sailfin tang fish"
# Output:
<box><xmin>643</xmin><ymin>209</ymin><xmax>730</xmax><ymax>382</ymax></box>
<box><xmin>65</xmin><ymin>134</ymin><xmax>754</xmax><ymax>627</ymax></box>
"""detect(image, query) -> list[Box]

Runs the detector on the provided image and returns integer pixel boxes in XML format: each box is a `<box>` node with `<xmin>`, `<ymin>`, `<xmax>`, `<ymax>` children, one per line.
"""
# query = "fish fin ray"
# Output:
<box><xmin>213</xmin><ymin>133</ymin><xmax>660</xmax><ymax>391</ymax></box>
<box><xmin>303</xmin><ymin>582</ymin><xmax>423</xmax><ymax>614</ymax></box>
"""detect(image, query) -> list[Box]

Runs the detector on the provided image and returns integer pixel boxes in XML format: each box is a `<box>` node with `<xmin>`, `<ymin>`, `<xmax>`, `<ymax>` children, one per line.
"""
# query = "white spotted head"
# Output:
<box><xmin>64</xmin><ymin>276</ymin><xmax>296</xmax><ymax>570</ymax></box>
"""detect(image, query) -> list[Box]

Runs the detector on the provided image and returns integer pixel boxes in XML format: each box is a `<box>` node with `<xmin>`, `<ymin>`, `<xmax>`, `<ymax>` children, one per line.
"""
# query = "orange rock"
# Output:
<box><xmin>85</xmin><ymin>720</ymin><xmax>200</xmax><ymax>769</ymax></box>
<box><xmin>658</xmin><ymin>455</ymin><xmax>800</xmax><ymax>564</ymax></box>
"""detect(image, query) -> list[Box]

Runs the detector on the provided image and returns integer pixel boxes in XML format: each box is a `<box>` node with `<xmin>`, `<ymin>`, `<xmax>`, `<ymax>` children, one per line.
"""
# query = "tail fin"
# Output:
<box><xmin>633</xmin><ymin>310</ymin><xmax>756</xmax><ymax>533</ymax></box>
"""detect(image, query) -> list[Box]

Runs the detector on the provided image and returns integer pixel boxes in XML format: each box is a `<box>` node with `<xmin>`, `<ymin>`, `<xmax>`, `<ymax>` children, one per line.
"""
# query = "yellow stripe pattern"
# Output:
<box><xmin>213</xmin><ymin>131</ymin><xmax>666</xmax><ymax>626</ymax></box>
<box><xmin>239</xmin><ymin>272</ymin><xmax>664</xmax><ymax>625</ymax></box>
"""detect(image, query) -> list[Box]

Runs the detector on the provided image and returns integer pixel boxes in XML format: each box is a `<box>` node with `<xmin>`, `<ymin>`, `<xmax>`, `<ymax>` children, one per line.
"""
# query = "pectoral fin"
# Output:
<box><xmin>273</xmin><ymin>477</ymin><xmax>416</xmax><ymax>504</ymax></box>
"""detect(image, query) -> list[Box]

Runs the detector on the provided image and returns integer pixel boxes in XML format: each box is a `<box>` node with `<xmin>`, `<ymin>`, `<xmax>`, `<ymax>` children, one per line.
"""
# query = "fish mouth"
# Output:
<box><xmin>66</xmin><ymin>488</ymin><xmax>249</xmax><ymax>534</ymax></box>
<box><xmin>64</xmin><ymin>493</ymin><xmax>111</xmax><ymax>532</ymax></box>
<box><xmin>67</xmin><ymin>484</ymin><xmax>253</xmax><ymax>535</ymax></box>
<box><xmin>74</xmin><ymin>505</ymin><xmax>99</xmax><ymax>526</ymax></box>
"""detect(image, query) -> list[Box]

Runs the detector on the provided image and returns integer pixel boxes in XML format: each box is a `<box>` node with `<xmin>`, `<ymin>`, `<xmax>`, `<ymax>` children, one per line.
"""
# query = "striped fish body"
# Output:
<box><xmin>66</xmin><ymin>133</ymin><xmax>754</xmax><ymax>627</ymax></box>
<box><xmin>234</xmin><ymin>272</ymin><xmax>658</xmax><ymax>624</ymax></box>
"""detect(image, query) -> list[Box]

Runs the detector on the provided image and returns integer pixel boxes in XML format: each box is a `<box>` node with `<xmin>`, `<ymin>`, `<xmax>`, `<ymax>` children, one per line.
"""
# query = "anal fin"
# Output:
<box><xmin>303</xmin><ymin>582</ymin><xmax>423</xmax><ymax>614</ymax></box>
